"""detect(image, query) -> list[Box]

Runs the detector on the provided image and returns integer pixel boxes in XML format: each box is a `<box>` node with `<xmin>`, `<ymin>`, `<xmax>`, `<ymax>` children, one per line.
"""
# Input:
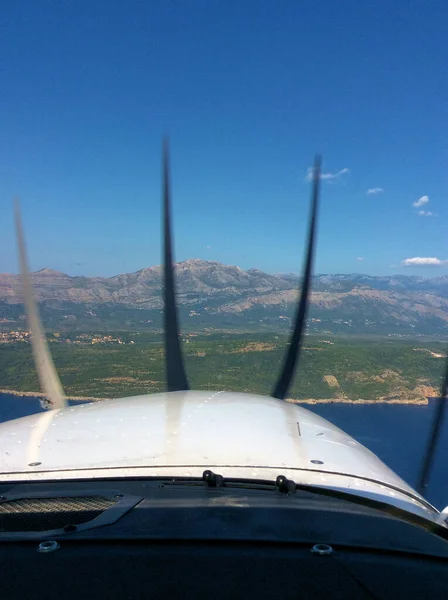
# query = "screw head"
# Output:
<box><xmin>311</xmin><ymin>543</ymin><xmax>333</xmax><ymax>556</ymax></box>
<box><xmin>38</xmin><ymin>540</ymin><xmax>60</xmax><ymax>553</ymax></box>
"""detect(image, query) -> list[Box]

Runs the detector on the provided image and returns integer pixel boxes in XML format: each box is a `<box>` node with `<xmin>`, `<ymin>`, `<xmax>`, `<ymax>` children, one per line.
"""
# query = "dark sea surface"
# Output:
<box><xmin>0</xmin><ymin>393</ymin><xmax>446</xmax><ymax>509</ymax></box>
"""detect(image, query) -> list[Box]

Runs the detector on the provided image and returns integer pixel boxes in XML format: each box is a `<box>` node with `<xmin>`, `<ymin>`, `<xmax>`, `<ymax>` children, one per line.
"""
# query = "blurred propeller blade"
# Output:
<box><xmin>272</xmin><ymin>156</ymin><xmax>321</xmax><ymax>400</ymax></box>
<box><xmin>417</xmin><ymin>359</ymin><xmax>448</xmax><ymax>495</ymax></box>
<box><xmin>14</xmin><ymin>199</ymin><xmax>67</xmax><ymax>409</ymax></box>
<box><xmin>162</xmin><ymin>139</ymin><xmax>189</xmax><ymax>391</ymax></box>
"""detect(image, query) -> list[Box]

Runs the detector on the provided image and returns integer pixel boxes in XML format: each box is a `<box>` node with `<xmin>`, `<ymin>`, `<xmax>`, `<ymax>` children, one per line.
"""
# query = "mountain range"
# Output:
<box><xmin>1</xmin><ymin>259</ymin><xmax>448</xmax><ymax>335</ymax></box>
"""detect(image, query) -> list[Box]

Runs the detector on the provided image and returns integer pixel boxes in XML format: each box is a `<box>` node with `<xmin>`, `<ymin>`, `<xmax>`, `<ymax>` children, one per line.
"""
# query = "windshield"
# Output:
<box><xmin>0</xmin><ymin>2</ymin><xmax>447</xmax><ymax>516</ymax></box>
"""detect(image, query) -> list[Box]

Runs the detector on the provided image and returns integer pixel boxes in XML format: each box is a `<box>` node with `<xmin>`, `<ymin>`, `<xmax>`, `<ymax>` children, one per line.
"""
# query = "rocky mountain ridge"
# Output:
<box><xmin>1</xmin><ymin>259</ymin><xmax>447</xmax><ymax>334</ymax></box>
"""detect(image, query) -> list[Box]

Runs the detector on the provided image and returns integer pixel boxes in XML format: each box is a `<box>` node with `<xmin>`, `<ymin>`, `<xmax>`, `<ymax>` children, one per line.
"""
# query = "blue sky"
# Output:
<box><xmin>1</xmin><ymin>0</ymin><xmax>447</xmax><ymax>277</ymax></box>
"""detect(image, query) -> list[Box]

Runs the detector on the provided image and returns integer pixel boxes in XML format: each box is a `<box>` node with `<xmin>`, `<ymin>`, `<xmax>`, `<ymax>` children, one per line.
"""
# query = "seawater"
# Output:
<box><xmin>0</xmin><ymin>393</ymin><xmax>446</xmax><ymax>508</ymax></box>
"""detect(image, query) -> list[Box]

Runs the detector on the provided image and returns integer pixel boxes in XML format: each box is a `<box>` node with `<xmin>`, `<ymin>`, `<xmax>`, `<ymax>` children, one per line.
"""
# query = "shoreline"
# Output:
<box><xmin>0</xmin><ymin>389</ymin><xmax>109</xmax><ymax>402</ymax></box>
<box><xmin>286</xmin><ymin>397</ymin><xmax>428</xmax><ymax>405</ymax></box>
<box><xmin>0</xmin><ymin>388</ymin><xmax>429</xmax><ymax>405</ymax></box>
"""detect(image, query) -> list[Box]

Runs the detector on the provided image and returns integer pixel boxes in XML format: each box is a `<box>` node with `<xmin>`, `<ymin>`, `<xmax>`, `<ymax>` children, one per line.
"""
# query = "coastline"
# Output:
<box><xmin>0</xmin><ymin>388</ymin><xmax>429</xmax><ymax>405</ymax></box>
<box><xmin>287</xmin><ymin>397</ymin><xmax>428</xmax><ymax>405</ymax></box>
<box><xmin>0</xmin><ymin>388</ymin><xmax>108</xmax><ymax>402</ymax></box>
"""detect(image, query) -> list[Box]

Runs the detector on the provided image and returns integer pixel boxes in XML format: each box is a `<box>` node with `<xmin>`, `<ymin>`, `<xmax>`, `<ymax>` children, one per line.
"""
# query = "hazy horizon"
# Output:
<box><xmin>1</xmin><ymin>257</ymin><xmax>447</xmax><ymax>281</ymax></box>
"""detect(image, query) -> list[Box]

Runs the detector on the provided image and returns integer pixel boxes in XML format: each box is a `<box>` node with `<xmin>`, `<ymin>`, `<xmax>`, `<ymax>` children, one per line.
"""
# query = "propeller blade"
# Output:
<box><xmin>162</xmin><ymin>139</ymin><xmax>189</xmax><ymax>391</ymax></box>
<box><xmin>272</xmin><ymin>156</ymin><xmax>321</xmax><ymax>400</ymax></box>
<box><xmin>417</xmin><ymin>358</ymin><xmax>448</xmax><ymax>495</ymax></box>
<box><xmin>14</xmin><ymin>199</ymin><xmax>67</xmax><ymax>409</ymax></box>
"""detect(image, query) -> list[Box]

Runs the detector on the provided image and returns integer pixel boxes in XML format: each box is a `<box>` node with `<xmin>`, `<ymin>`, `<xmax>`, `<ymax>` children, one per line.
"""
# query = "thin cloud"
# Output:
<box><xmin>367</xmin><ymin>188</ymin><xmax>384</xmax><ymax>195</ymax></box>
<box><xmin>305</xmin><ymin>167</ymin><xmax>349</xmax><ymax>182</ymax></box>
<box><xmin>357</xmin><ymin>257</ymin><xmax>364</xmax><ymax>261</ymax></box>
<box><xmin>402</xmin><ymin>257</ymin><xmax>447</xmax><ymax>266</ymax></box>
<box><xmin>413</xmin><ymin>195</ymin><xmax>429</xmax><ymax>208</ymax></box>
<box><xmin>417</xmin><ymin>210</ymin><xmax>434</xmax><ymax>217</ymax></box>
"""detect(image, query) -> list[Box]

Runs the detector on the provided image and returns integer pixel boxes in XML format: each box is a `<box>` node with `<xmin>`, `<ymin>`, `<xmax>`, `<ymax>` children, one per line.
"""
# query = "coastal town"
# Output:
<box><xmin>0</xmin><ymin>330</ymin><xmax>133</xmax><ymax>345</ymax></box>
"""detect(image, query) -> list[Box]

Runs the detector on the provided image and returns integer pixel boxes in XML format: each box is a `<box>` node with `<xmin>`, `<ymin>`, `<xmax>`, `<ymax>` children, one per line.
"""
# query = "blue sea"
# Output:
<box><xmin>0</xmin><ymin>393</ymin><xmax>446</xmax><ymax>509</ymax></box>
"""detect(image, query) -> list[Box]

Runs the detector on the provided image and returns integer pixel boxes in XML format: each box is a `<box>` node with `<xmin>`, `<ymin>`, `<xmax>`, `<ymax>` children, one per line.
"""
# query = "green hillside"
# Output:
<box><xmin>0</xmin><ymin>333</ymin><xmax>445</xmax><ymax>402</ymax></box>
